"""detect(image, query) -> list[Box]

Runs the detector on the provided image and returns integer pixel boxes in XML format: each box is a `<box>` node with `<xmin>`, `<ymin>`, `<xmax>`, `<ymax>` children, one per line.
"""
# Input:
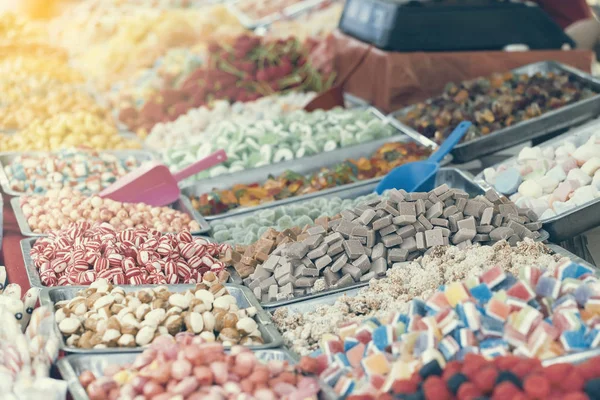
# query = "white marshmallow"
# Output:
<box><xmin>538</xmin><ymin>176</ymin><xmax>559</xmax><ymax>194</ymax></box>
<box><xmin>530</xmin><ymin>197</ymin><xmax>550</xmax><ymax>217</ymax></box>
<box><xmin>483</xmin><ymin>167</ymin><xmax>497</xmax><ymax>185</ymax></box>
<box><xmin>553</xmin><ymin>200</ymin><xmax>577</xmax><ymax>214</ymax></box>
<box><xmin>566</xmin><ymin>168</ymin><xmax>592</xmax><ymax>187</ymax></box>
<box><xmin>555</xmin><ymin>145</ymin><xmax>573</xmax><ymax>160</ymax></box>
<box><xmin>542</xmin><ymin>146</ymin><xmax>555</xmax><ymax>160</ymax></box>
<box><xmin>581</xmin><ymin>157</ymin><xmax>600</xmax><ymax>177</ymax></box>
<box><xmin>518</xmin><ymin>147</ymin><xmax>542</xmax><ymax>161</ymax></box>
<box><xmin>540</xmin><ymin>208</ymin><xmax>557</xmax><ymax>220</ymax></box>
<box><xmin>546</xmin><ymin>165</ymin><xmax>567</xmax><ymax>182</ymax></box>
<box><xmin>518</xmin><ymin>180</ymin><xmax>543</xmax><ymax>198</ymax></box>
<box><xmin>573</xmin><ymin>144</ymin><xmax>600</xmax><ymax>164</ymax></box>
<box><xmin>570</xmin><ymin>186</ymin><xmax>599</xmax><ymax>206</ymax></box>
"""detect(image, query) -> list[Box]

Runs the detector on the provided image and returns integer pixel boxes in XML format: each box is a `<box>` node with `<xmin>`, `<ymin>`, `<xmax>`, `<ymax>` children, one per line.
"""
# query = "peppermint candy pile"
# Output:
<box><xmin>30</xmin><ymin>222</ymin><xmax>230</xmax><ymax>286</ymax></box>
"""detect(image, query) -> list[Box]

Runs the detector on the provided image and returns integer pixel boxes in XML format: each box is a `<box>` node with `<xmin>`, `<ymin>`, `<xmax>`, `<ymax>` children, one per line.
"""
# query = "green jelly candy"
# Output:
<box><xmin>295</xmin><ymin>215</ymin><xmax>313</xmax><ymax>227</ymax></box>
<box><xmin>308</xmin><ymin>209</ymin><xmax>321</xmax><ymax>219</ymax></box>
<box><xmin>257</xmin><ymin>226</ymin><xmax>269</xmax><ymax>237</ymax></box>
<box><xmin>213</xmin><ymin>230</ymin><xmax>232</xmax><ymax>242</ymax></box>
<box><xmin>277</xmin><ymin>215</ymin><xmax>294</xmax><ymax>230</ymax></box>
<box><xmin>210</xmin><ymin>224</ymin><xmax>227</xmax><ymax>233</ymax></box>
<box><xmin>233</xmin><ymin>231</ymin><xmax>247</xmax><ymax>243</ymax></box>
<box><xmin>246</xmin><ymin>223</ymin><xmax>260</xmax><ymax>233</ymax></box>
<box><xmin>242</xmin><ymin>216</ymin><xmax>258</xmax><ymax>228</ymax></box>
<box><xmin>244</xmin><ymin>232</ymin><xmax>257</xmax><ymax>245</ymax></box>
<box><xmin>292</xmin><ymin>206</ymin><xmax>309</xmax><ymax>216</ymax></box>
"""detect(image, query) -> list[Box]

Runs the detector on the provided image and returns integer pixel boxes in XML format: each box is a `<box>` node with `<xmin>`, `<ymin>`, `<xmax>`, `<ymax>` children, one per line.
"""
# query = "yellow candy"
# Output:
<box><xmin>445</xmin><ymin>282</ymin><xmax>469</xmax><ymax>307</ymax></box>
<box><xmin>361</xmin><ymin>353</ymin><xmax>391</xmax><ymax>376</ymax></box>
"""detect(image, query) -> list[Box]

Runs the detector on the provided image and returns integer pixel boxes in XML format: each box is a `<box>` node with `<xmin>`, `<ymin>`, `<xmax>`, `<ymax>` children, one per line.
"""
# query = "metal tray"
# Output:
<box><xmin>474</xmin><ymin>120</ymin><xmax>600</xmax><ymax>242</ymax></box>
<box><xmin>58</xmin><ymin>348</ymin><xmax>337</xmax><ymax>400</ymax></box>
<box><xmin>21</xmin><ymin>236</ymin><xmax>215</xmax><ymax>289</ymax></box>
<box><xmin>11</xmin><ymin>195</ymin><xmax>210</xmax><ymax>237</ymax></box>
<box><xmin>389</xmin><ymin>61</ymin><xmax>600</xmax><ymax>163</ymax></box>
<box><xmin>227</xmin><ymin>0</ymin><xmax>327</xmax><ymax>29</ymax></box>
<box><xmin>40</xmin><ymin>283</ymin><xmax>282</xmax><ymax>354</ymax></box>
<box><xmin>546</xmin><ymin>243</ymin><xmax>599</xmax><ymax>272</ymax></box>
<box><xmin>183</xmin><ymin>121</ymin><xmax>449</xmax><ymax>222</ymax></box>
<box><xmin>222</xmin><ymin>168</ymin><xmax>548</xmax><ymax>308</ymax></box>
<box><xmin>0</xmin><ymin>150</ymin><xmax>155</xmax><ymax>197</ymax></box>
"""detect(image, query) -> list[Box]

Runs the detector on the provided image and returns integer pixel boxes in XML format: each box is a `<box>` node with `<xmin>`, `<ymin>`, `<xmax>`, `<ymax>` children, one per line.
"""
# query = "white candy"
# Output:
<box><xmin>539</xmin><ymin>208</ymin><xmax>557</xmax><ymax>220</ymax></box>
<box><xmin>483</xmin><ymin>167</ymin><xmax>497</xmax><ymax>184</ymax></box>
<box><xmin>554</xmin><ymin>145</ymin><xmax>573</xmax><ymax>160</ymax></box>
<box><xmin>546</xmin><ymin>165</ymin><xmax>567</xmax><ymax>182</ymax></box>
<box><xmin>538</xmin><ymin>176</ymin><xmax>559</xmax><ymax>194</ymax></box>
<box><xmin>518</xmin><ymin>180</ymin><xmax>543</xmax><ymax>198</ymax></box>
<box><xmin>592</xmin><ymin>172</ymin><xmax>600</xmax><ymax>190</ymax></box>
<box><xmin>518</xmin><ymin>147</ymin><xmax>542</xmax><ymax>161</ymax></box>
<box><xmin>542</xmin><ymin>146</ymin><xmax>555</xmax><ymax>160</ymax></box>
<box><xmin>573</xmin><ymin>144</ymin><xmax>600</xmax><ymax>164</ymax></box>
<box><xmin>553</xmin><ymin>200</ymin><xmax>577</xmax><ymax>214</ymax></box>
<box><xmin>566</xmin><ymin>168</ymin><xmax>592</xmax><ymax>186</ymax></box>
<box><xmin>570</xmin><ymin>186</ymin><xmax>599</xmax><ymax>206</ymax></box>
<box><xmin>581</xmin><ymin>157</ymin><xmax>600</xmax><ymax>176</ymax></box>
<box><xmin>530</xmin><ymin>197</ymin><xmax>550</xmax><ymax>217</ymax></box>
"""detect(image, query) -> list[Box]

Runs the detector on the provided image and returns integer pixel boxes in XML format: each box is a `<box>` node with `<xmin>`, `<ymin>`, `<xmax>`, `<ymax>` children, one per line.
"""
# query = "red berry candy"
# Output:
<box><xmin>524</xmin><ymin>374</ymin><xmax>551</xmax><ymax>399</ymax></box>
<box><xmin>473</xmin><ymin>366</ymin><xmax>499</xmax><ymax>394</ymax></box>
<box><xmin>443</xmin><ymin>361</ymin><xmax>463</xmax><ymax>382</ymax></box>
<box><xmin>391</xmin><ymin>379</ymin><xmax>417</xmax><ymax>394</ymax></box>
<box><xmin>562</xmin><ymin>370</ymin><xmax>585</xmax><ymax>393</ymax></box>
<box><xmin>512</xmin><ymin>361</ymin><xmax>535</xmax><ymax>380</ymax></box>
<box><xmin>423</xmin><ymin>379</ymin><xmax>452</xmax><ymax>400</ymax></box>
<box><xmin>562</xmin><ymin>392</ymin><xmax>589</xmax><ymax>400</ymax></box>
<box><xmin>544</xmin><ymin>363</ymin><xmax>574</xmax><ymax>387</ymax></box>
<box><xmin>494</xmin><ymin>355</ymin><xmax>522</xmax><ymax>371</ymax></box>
<box><xmin>457</xmin><ymin>382</ymin><xmax>483</xmax><ymax>400</ymax></box>
<box><xmin>492</xmin><ymin>381</ymin><xmax>521</xmax><ymax>400</ymax></box>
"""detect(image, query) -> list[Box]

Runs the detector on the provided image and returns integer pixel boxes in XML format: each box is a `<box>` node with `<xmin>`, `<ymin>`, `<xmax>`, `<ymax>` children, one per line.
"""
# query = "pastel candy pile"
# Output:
<box><xmin>484</xmin><ymin>129</ymin><xmax>600</xmax><ymax>220</ymax></box>
<box><xmin>4</xmin><ymin>148</ymin><xmax>142</xmax><ymax>195</ymax></box>
<box><xmin>162</xmin><ymin>108</ymin><xmax>396</xmax><ymax>182</ymax></box>
<box><xmin>221</xmin><ymin>185</ymin><xmax>545</xmax><ymax>302</ymax></box>
<box><xmin>298</xmin><ymin>353</ymin><xmax>600</xmax><ymax>400</ymax></box>
<box><xmin>145</xmin><ymin>92</ymin><xmax>316</xmax><ymax>151</ymax></box>
<box><xmin>299</xmin><ymin>259</ymin><xmax>600</xmax><ymax>397</ymax></box>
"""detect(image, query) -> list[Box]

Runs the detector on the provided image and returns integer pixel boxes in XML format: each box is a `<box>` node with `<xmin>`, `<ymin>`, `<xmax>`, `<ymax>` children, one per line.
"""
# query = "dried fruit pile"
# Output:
<box><xmin>119</xmin><ymin>35</ymin><xmax>333</xmax><ymax>135</ymax></box>
<box><xmin>399</xmin><ymin>71</ymin><xmax>598</xmax><ymax>144</ymax></box>
<box><xmin>190</xmin><ymin>141</ymin><xmax>430</xmax><ymax>217</ymax></box>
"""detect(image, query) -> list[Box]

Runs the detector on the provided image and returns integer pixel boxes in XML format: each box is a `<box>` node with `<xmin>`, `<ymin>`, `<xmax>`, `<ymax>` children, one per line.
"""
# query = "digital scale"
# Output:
<box><xmin>338</xmin><ymin>0</ymin><xmax>575</xmax><ymax>52</ymax></box>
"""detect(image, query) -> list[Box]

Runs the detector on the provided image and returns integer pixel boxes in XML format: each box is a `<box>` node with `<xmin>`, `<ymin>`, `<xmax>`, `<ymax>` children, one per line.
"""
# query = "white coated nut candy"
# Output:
<box><xmin>59</xmin><ymin>317</ymin><xmax>81</xmax><ymax>334</ymax></box>
<box><xmin>213</xmin><ymin>295</ymin><xmax>236</xmax><ymax>310</ymax></box>
<box><xmin>169</xmin><ymin>293</ymin><xmax>190</xmax><ymax>309</ymax></box>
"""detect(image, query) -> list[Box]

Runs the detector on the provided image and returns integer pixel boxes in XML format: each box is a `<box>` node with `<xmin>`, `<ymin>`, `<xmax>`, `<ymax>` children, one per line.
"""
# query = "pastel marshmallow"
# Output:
<box><xmin>573</xmin><ymin>145</ymin><xmax>600</xmax><ymax>165</ymax></box>
<box><xmin>530</xmin><ymin>198</ymin><xmax>550</xmax><ymax>217</ymax></box>
<box><xmin>561</xmin><ymin>158</ymin><xmax>579</xmax><ymax>173</ymax></box>
<box><xmin>540</xmin><ymin>208</ymin><xmax>557</xmax><ymax>220</ymax></box>
<box><xmin>542</xmin><ymin>146</ymin><xmax>555</xmax><ymax>160</ymax></box>
<box><xmin>518</xmin><ymin>180</ymin><xmax>543</xmax><ymax>198</ymax></box>
<box><xmin>483</xmin><ymin>168</ymin><xmax>497</xmax><ymax>185</ymax></box>
<box><xmin>566</xmin><ymin>168</ymin><xmax>592</xmax><ymax>187</ymax></box>
<box><xmin>593</xmin><ymin>173</ymin><xmax>600</xmax><ymax>191</ymax></box>
<box><xmin>570</xmin><ymin>186</ymin><xmax>598</xmax><ymax>206</ymax></box>
<box><xmin>518</xmin><ymin>147</ymin><xmax>542</xmax><ymax>161</ymax></box>
<box><xmin>553</xmin><ymin>180</ymin><xmax>580</xmax><ymax>202</ymax></box>
<box><xmin>581</xmin><ymin>157</ymin><xmax>600</xmax><ymax>177</ymax></box>
<box><xmin>554</xmin><ymin>144</ymin><xmax>573</xmax><ymax>160</ymax></box>
<box><xmin>538</xmin><ymin>176</ymin><xmax>559</xmax><ymax>194</ymax></box>
<box><xmin>553</xmin><ymin>200</ymin><xmax>577</xmax><ymax>214</ymax></box>
<box><xmin>494</xmin><ymin>167</ymin><xmax>522</xmax><ymax>195</ymax></box>
<box><xmin>546</xmin><ymin>165</ymin><xmax>567</xmax><ymax>182</ymax></box>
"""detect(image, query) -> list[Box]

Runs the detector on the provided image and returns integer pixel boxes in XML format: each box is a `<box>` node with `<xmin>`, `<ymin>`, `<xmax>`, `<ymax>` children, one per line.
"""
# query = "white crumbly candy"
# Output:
<box><xmin>484</xmin><ymin>125</ymin><xmax>600</xmax><ymax>220</ymax></box>
<box><xmin>273</xmin><ymin>240</ymin><xmax>561</xmax><ymax>355</ymax></box>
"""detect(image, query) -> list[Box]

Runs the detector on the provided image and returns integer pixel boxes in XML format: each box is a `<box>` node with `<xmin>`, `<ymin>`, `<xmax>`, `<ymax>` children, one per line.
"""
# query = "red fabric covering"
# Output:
<box><xmin>532</xmin><ymin>0</ymin><xmax>593</xmax><ymax>29</ymax></box>
<box><xmin>1</xmin><ymin>194</ymin><xmax>29</xmax><ymax>291</ymax></box>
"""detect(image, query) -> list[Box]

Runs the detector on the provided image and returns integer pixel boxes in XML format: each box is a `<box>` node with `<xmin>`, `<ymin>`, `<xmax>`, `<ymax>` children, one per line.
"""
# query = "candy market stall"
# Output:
<box><xmin>2</xmin><ymin>1</ymin><xmax>600</xmax><ymax>399</ymax></box>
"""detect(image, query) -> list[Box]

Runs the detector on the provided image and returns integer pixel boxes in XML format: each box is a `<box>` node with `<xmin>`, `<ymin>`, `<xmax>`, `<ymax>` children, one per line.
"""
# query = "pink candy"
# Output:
<box><xmin>30</xmin><ymin>221</ymin><xmax>230</xmax><ymax>286</ymax></box>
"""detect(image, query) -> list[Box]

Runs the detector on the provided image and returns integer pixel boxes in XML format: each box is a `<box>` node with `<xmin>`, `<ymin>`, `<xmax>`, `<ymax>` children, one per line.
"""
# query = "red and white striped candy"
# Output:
<box><xmin>156</xmin><ymin>243</ymin><xmax>171</xmax><ymax>256</ymax></box>
<box><xmin>121</xmin><ymin>257</ymin><xmax>137</xmax><ymax>272</ymax></box>
<box><xmin>201</xmin><ymin>256</ymin><xmax>214</xmax><ymax>267</ymax></box>
<box><xmin>50</xmin><ymin>259</ymin><xmax>67</xmax><ymax>274</ymax></box>
<box><xmin>72</xmin><ymin>259</ymin><xmax>89</xmax><ymax>272</ymax></box>
<box><xmin>94</xmin><ymin>257</ymin><xmax>109</xmax><ymax>273</ymax></box>
<box><xmin>179</xmin><ymin>242</ymin><xmax>196</xmax><ymax>259</ymax></box>
<box><xmin>129</xmin><ymin>275</ymin><xmax>145</xmax><ymax>285</ymax></box>
<box><xmin>78</xmin><ymin>271</ymin><xmax>96</xmax><ymax>285</ymax></box>
<box><xmin>107</xmin><ymin>253</ymin><xmax>124</xmax><ymax>269</ymax></box>
<box><xmin>124</xmin><ymin>267</ymin><xmax>143</xmax><ymax>279</ymax></box>
<box><xmin>114</xmin><ymin>273</ymin><xmax>126</xmax><ymax>285</ymax></box>
<box><xmin>166</xmin><ymin>273</ymin><xmax>179</xmax><ymax>284</ymax></box>
<box><xmin>177</xmin><ymin>231</ymin><xmax>193</xmax><ymax>243</ymax></box>
<box><xmin>187</xmin><ymin>255</ymin><xmax>203</xmax><ymax>270</ymax></box>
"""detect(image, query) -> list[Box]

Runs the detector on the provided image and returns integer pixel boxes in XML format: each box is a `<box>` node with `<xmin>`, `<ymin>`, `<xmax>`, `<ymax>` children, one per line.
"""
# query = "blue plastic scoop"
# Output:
<box><xmin>375</xmin><ymin>121</ymin><xmax>472</xmax><ymax>194</ymax></box>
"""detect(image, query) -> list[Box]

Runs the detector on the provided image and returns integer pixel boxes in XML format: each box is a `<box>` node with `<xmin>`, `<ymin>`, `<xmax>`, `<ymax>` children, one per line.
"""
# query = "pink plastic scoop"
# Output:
<box><xmin>99</xmin><ymin>149</ymin><xmax>227</xmax><ymax>207</ymax></box>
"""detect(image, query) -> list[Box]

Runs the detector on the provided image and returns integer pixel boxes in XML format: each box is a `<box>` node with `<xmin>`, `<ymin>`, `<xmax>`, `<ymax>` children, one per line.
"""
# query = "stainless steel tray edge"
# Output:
<box><xmin>20</xmin><ymin>237</ymin><xmax>42</xmax><ymax>288</ymax></box>
<box><xmin>11</xmin><ymin>196</ymin><xmax>210</xmax><ymax>237</ymax></box>
<box><xmin>546</xmin><ymin>244</ymin><xmax>599</xmax><ymax>272</ymax></box>
<box><xmin>389</xmin><ymin>61</ymin><xmax>600</xmax><ymax>163</ymax></box>
<box><xmin>40</xmin><ymin>283</ymin><xmax>283</xmax><ymax>354</ymax></box>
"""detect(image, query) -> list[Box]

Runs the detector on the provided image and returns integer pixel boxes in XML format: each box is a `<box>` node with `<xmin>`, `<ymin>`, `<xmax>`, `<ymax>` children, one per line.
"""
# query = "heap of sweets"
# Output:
<box><xmin>302</xmin><ymin>353</ymin><xmax>600</xmax><ymax>400</ymax></box>
<box><xmin>55</xmin><ymin>278</ymin><xmax>264</xmax><ymax>349</ymax></box>
<box><xmin>119</xmin><ymin>34</ymin><xmax>333</xmax><ymax>134</ymax></box>
<box><xmin>30</xmin><ymin>222</ymin><xmax>228</xmax><ymax>286</ymax></box>
<box><xmin>49</xmin><ymin>4</ymin><xmax>244</xmax><ymax>88</ymax></box>
<box><xmin>221</xmin><ymin>185</ymin><xmax>545</xmax><ymax>303</ymax></box>
<box><xmin>80</xmin><ymin>336</ymin><xmax>321</xmax><ymax>400</ymax></box>
<box><xmin>0</xmin><ymin>111</ymin><xmax>140</xmax><ymax>152</ymax></box>
<box><xmin>399</xmin><ymin>71</ymin><xmax>599</xmax><ymax>144</ymax></box>
<box><xmin>0</xmin><ymin>280</ymin><xmax>41</xmax><ymax>332</ymax></box>
<box><xmin>191</xmin><ymin>141</ymin><xmax>429</xmax><ymax>217</ymax></box>
<box><xmin>297</xmin><ymin>257</ymin><xmax>600</xmax><ymax>397</ymax></box>
<box><xmin>265</xmin><ymin>1</ymin><xmax>345</xmax><ymax>40</ymax></box>
<box><xmin>4</xmin><ymin>148</ymin><xmax>142</xmax><ymax>195</ymax></box>
<box><xmin>106</xmin><ymin>47</ymin><xmax>204</xmax><ymax>118</ymax></box>
<box><xmin>165</xmin><ymin>108</ymin><xmax>396</xmax><ymax>183</ymax></box>
<box><xmin>146</xmin><ymin>92</ymin><xmax>316</xmax><ymax>151</ymax></box>
<box><xmin>0</xmin><ymin>307</ymin><xmax>66</xmax><ymax>399</ymax></box>
<box><xmin>272</xmin><ymin>240</ymin><xmax>561</xmax><ymax>355</ymax></box>
<box><xmin>20</xmin><ymin>189</ymin><xmax>201</xmax><ymax>234</ymax></box>
<box><xmin>484</xmin><ymin>129</ymin><xmax>600</xmax><ymax>220</ymax></box>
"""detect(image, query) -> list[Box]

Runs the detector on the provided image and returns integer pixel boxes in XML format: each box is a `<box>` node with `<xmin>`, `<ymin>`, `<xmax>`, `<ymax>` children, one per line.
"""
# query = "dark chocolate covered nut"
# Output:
<box><xmin>358</xmin><ymin>209</ymin><xmax>376</xmax><ymax>225</ymax></box>
<box><xmin>417</xmin><ymin>215</ymin><xmax>433</xmax><ymax>230</ymax></box>
<box><xmin>389</xmin><ymin>248</ymin><xmax>408</xmax><ymax>262</ymax></box>
<box><xmin>382</xmin><ymin>234</ymin><xmax>403</xmax><ymax>248</ymax></box>
<box><xmin>489</xmin><ymin>227</ymin><xmax>515</xmax><ymax>241</ymax></box>
<box><xmin>415</xmin><ymin>199</ymin><xmax>426</xmax><ymax>216</ymax></box>
<box><xmin>307</xmin><ymin>225</ymin><xmax>326</xmax><ymax>236</ymax></box>
<box><xmin>457</xmin><ymin>216</ymin><xmax>476</xmax><ymax>232</ymax></box>
<box><xmin>315</xmin><ymin>255</ymin><xmax>333</xmax><ymax>271</ymax></box>
<box><xmin>341</xmin><ymin>264</ymin><xmax>362</xmax><ymax>281</ymax></box>
<box><xmin>398</xmin><ymin>202</ymin><xmax>416</xmax><ymax>216</ymax></box>
<box><xmin>378</xmin><ymin>224</ymin><xmax>397</xmax><ymax>237</ymax></box>
<box><xmin>327</xmin><ymin>240</ymin><xmax>345</xmax><ymax>256</ymax></box>
<box><xmin>331</xmin><ymin>254</ymin><xmax>348</xmax><ymax>273</ymax></box>
<box><xmin>480</xmin><ymin>207</ymin><xmax>494</xmax><ymax>226</ymax></box>
<box><xmin>476</xmin><ymin>225</ymin><xmax>494</xmax><ymax>234</ymax></box>
<box><xmin>400</xmin><ymin>236</ymin><xmax>418</xmax><ymax>253</ymax></box>
<box><xmin>452</xmin><ymin>228</ymin><xmax>476</xmax><ymax>244</ymax></box>
<box><xmin>393</xmin><ymin>215</ymin><xmax>417</xmax><ymax>225</ymax></box>
<box><xmin>336</xmin><ymin>274</ymin><xmax>354</xmax><ymax>288</ymax></box>
<box><xmin>424</xmin><ymin>229</ymin><xmax>444</xmax><ymax>248</ymax></box>
<box><xmin>372</xmin><ymin>215</ymin><xmax>393</xmax><ymax>231</ymax></box>
<box><xmin>397</xmin><ymin>225</ymin><xmax>416</xmax><ymax>239</ymax></box>
<box><xmin>430</xmin><ymin>218</ymin><xmax>449</xmax><ymax>228</ymax></box>
<box><xmin>416</xmin><ymin>232</ymin><xmax>426</xmax><ymax>250</ymax></box>
<box><xmin>425</xmin><ymin>202</ymin><xmax>443</xmax><ymax>219</ymax></box>
<box><xmin>307</xmin><ymin>243</ymin><xmax>328</xmax><ymax>259</ymax></box>
<box><xmin>353</xmin><ymin>254</ymin><xmax>371</xmax><ymax>273</ymax></box>
<box><xmin>433</xmin><ymin>226</ymin><xmax>451</xmax><ymax>237</ymax></box>
<box><xmin>344</xmin><ymin>239</ymin><xmax>365</xmax><ymax>259</ymax></box>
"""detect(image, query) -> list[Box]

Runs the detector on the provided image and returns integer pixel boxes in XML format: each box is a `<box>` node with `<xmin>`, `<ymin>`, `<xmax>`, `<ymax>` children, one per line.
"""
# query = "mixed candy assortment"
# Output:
<box><xmin>81</xmin><ymin>338</ymin><xmax>322</xmax><ymax>399</ymax></box>
<box><xmin>20</xmin><ymin>189</ymin><xmax>202</xmax><ymax>234</ymax></box>
<box><xmin>297</xmin><ymin>255</ymin><xmax>600</xmax><ymax>396</ymax></box>
<box><xmin>119</xmin><ymin>35</ymin><xmax>333</xmax><ymax>135</ymax></box>
<box><xmin>54</xmin><ymin>279</ymin><xmax>265</xmax><ymax>349</ymax></box>
<box><xmin>163</xmin><ymin>108</ymin><xmax>396</xmax><ymax>182</ymax></box>
<box><xmin>30</xmin><ymin>223</ymin><xmax>227</xmax><ymax>286</ymax></box>
<box><xmin>221</xmin><ymin>185</ymin><xmax>545</xmax><ymax>302</ymax></box>
<box><xmin>190</xmin><ymin>141</ymin><xmax>430</xmax><ymax>217</ymax></box>
<box><xmin>3</xmin><ymin>148</ymin><xmax>143</xmax><ymax>195</ymax></box>
<box><xmin>399</xmin><ymin>71</ymin><xmax>599</xmax><ymax>144</ymax></box>
<box><xmin>483</xmin><ymin>125</ymin><xmax>600</xmax><ymax>220</ymax></box>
